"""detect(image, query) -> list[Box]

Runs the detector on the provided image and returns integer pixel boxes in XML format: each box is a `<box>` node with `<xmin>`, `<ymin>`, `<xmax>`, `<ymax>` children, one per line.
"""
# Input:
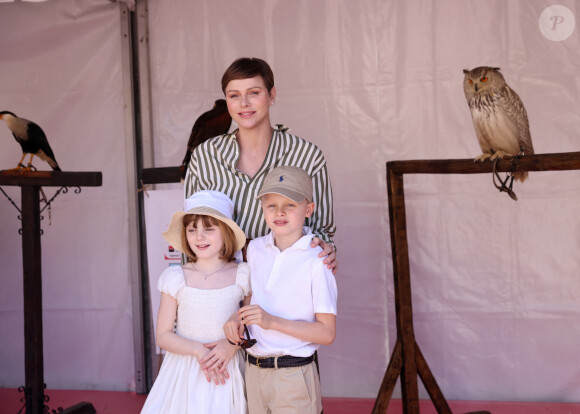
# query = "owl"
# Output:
<box><xmin>463</xmin><ymin>67</ymin><xmax>534</xmax><ymax>182</ymax></box>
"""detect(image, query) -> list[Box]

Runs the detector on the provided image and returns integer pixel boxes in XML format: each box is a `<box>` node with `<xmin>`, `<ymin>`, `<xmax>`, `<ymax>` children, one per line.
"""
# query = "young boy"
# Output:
<box><xmin>226</xmin><ymin>165</ymin><xmax>338</xmax><ymax>414</ymax></box>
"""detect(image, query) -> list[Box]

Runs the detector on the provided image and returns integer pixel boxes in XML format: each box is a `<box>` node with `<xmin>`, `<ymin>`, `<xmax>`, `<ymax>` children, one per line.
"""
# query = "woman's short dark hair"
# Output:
<box><xmin>221</xmin><ymin>57</ymin><xmax>275</xmax><ymax>94</ymax></box>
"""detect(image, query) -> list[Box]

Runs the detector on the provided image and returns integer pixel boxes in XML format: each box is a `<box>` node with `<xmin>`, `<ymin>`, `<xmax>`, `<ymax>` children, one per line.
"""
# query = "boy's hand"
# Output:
<box><xmin>311</xmin><ymin>237</ymin><xmax>337</xmax><ymax>274</ymax></box>
<box><xmin>238</xmin><ymin>304</ymin><xmax>273</xmax><ymax>329</ymax></box>
<box><xmin>223</xmin><ymin>311</ymin><xmax>245</xmax><ymax>345</ymax></box>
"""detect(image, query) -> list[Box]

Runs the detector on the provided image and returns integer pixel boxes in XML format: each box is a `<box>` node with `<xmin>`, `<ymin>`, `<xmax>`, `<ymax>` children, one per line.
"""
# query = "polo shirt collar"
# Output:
<box><xmin>264</xmin><ymin>227</ymin><xmax>313</xmax><ymax>251</ymax></box>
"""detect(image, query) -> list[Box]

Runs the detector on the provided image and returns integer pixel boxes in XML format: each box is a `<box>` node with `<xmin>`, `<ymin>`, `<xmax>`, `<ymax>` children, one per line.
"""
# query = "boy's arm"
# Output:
<box><xmin>238</xmin><ymin>305</ymin><xmax>336</xmax><ymax>346</ymax></box>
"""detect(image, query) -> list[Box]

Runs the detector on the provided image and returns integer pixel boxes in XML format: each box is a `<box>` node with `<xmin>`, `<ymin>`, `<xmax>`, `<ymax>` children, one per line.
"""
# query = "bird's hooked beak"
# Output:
<box><xmin>474</xmin><ymin>84</ymin><xmax>479</xmax><ymax>92</ymax></box>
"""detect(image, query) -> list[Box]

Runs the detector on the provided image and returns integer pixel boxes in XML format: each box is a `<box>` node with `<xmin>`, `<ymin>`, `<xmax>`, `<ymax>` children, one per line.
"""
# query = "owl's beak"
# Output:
<box><xmin>474</xmin><ymin>84</ymin><xmax>479</xmax><ymax>92</ymax></box>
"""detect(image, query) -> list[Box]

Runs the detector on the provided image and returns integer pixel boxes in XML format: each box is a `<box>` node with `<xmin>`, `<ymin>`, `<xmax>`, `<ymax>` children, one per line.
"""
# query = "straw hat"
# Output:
<box><xmin>162</xmin><ymin>190</ymin><xmax>246</xmax><ymax>253</ymax></box>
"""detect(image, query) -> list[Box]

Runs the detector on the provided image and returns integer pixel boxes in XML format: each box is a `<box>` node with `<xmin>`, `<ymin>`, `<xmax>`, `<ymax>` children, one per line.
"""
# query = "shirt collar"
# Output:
<box><xmin>264</xmin><ymin>227</ymin><xmax>313</xmax><ymax>251</ymax></box>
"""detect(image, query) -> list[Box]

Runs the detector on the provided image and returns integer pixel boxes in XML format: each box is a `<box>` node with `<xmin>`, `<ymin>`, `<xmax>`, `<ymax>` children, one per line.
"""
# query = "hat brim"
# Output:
<box><xmin>162</xmin><ymin>206</ymin><xmax>246</xmax><ymax>255</ymax></box>
<box><xmin>256</xmin><ymin>188</ymin><xmax>309</xmax><ymax>202</ymax></box>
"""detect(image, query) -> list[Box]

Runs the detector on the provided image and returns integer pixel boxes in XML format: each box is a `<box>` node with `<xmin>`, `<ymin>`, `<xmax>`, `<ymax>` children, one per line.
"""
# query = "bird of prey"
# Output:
<box><xmin>180</xmin><ymin>99</ymin><xmax>232</xmax><ymax>179</ymax></box>
<box><xmin>463</xmin><ymin>67</ymin><xmax>534</xmax><ymax>183</ymax></box>
<box><xmin>0</xmin><ymin>111</ymin><xmax>61</xmax><ymax>171</ymax></box>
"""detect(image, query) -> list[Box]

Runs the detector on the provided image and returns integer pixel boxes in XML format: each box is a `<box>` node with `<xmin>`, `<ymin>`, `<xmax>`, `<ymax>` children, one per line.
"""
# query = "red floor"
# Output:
<box><xmin>2</xmin><ymin>388</ymin><xmax>580</xmax><ymax>413</ymax></box>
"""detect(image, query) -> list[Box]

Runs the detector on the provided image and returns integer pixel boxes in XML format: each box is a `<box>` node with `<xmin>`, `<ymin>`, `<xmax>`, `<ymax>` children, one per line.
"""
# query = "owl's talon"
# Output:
<box><xmin>489</xmin><ymin>150</ymin><xmax>511</xmax><ymax>161</ymax></box>
<box><xmin>474</xmin><ymin>153</ymin><xmax>491</xmax><ymax>163</ymax></box>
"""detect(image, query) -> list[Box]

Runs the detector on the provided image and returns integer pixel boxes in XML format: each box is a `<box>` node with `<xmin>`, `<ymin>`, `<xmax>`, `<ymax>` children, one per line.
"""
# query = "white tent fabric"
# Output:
<box><xmin>0</xmin><ymin>1</ymin><xmax>135</xmax><ymax>391</ymax></box>
<box><xmin>1</xmin><ymin>0</ymin><xmax>579</xmax><ymax>402</ymax></box>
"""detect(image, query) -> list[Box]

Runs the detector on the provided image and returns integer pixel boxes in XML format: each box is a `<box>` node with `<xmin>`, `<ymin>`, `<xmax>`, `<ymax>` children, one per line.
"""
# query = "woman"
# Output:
<box><xmin>184</xmin><ymin>57</ymin><xmax>337</xmax><ymax>271</ymax></box>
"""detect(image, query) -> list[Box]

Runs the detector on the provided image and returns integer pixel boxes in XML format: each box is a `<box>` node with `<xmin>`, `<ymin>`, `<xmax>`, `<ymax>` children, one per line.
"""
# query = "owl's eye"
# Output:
<box><xmin>468</xmin><ymin>79</ymin><xmax>473</xmax><ymax>85</ymax></box>
<box><xmin>481</xmin><ymin>77</ymin><xmax>488</xmax><ymax>82</ymax></box>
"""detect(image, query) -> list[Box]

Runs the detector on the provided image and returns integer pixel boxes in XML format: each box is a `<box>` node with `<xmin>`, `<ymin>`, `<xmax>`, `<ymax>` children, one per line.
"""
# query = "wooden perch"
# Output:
<box><xmin>373</xmin><ymin>151</ymin><xmax>580</xmax><ymax>414</ymax></box>
<box><xmin>141</xmin><ymin>166</ymin><xmax>182</xmax><ymax>184</ymax></box>
<box><xmin>388</xmin><ymin>151</ymin><xmax>580</xmax><ymax>175</ymax></box>
<box><xmin>0</xmin><ymin>170</ymin><xmax>102</xmax><ymax>414</ymax></box>
<box><xmin>0</xmin><ymin>170</ymin><xmax>102</xmax><ymax>187</ymax></box>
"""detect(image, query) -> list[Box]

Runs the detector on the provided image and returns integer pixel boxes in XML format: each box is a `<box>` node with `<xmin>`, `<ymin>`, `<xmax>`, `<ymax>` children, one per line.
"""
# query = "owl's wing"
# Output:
<box><xmin>501</xmin><ymin>85</ymin><xmax>534</xmax><ymax>155</ymax></box>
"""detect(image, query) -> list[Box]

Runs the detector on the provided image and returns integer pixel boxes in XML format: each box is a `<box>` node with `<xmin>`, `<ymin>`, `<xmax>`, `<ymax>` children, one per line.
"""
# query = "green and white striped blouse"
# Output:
<box><xmin>184</xmin><ymin>125</ymin><xmax>335</xmax><ymax>245</ymax></box>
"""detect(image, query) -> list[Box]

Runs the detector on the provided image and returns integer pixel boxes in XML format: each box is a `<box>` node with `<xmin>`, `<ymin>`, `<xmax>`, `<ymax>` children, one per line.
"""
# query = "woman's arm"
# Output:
<box><xmin>310</xmin><ymin>161</ymin><xmax>335</xmax><ymax>246</ymax></box>
<box><xmin>183</xmin><ymin>155</ymin><xmax>199</xmax><ymax>199</ymax></box>
<box><xmin>310</xmin><ymin>160</ymin><xmax>338</xmax><ymax>272</ymax></box>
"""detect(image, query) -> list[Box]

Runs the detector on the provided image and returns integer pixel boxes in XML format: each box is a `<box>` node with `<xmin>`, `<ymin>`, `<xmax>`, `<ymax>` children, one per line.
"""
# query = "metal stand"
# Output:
<box><xmin>1</xmin><ymin>170</ymin><xmax>102</xmax><ymax>414</ymax></box>
<box><xmin>373</xmin><ymin>152</ymin><xmax>580</xmax><ymax>414</ymax></box>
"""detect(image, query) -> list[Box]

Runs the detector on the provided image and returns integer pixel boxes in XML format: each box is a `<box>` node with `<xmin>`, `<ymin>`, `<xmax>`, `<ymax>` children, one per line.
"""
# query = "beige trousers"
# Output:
<box><xmin>245</xmin><ymin>359</ymin><xmax>322</xmax><ymax>414</ymax></box>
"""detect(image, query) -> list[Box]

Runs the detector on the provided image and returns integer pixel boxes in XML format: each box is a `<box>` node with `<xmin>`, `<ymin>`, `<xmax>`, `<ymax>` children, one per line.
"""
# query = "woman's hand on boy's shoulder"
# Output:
<box><xmin>311</xmin><ymin>237</ymin><xmax>338</xmax><ymax>275</ymax></box>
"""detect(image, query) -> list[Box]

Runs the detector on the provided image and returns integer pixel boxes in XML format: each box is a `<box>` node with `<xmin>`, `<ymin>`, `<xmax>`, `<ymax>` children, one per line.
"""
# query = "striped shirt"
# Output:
<box><xmin>184</xmin><ymin>125</ymin><xmax>335</xmax><ymax>244</ymax></box>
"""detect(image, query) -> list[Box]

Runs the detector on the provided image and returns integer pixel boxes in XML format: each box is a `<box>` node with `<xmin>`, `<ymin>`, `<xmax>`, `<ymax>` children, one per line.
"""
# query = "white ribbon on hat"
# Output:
<box><xmin>183</xmin><ymin>190</ymin><xmax>234</xmax><ymax>219</ymax></box>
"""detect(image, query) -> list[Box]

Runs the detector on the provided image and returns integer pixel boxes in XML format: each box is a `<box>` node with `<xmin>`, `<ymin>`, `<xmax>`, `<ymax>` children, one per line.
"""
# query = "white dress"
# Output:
<box><xmin>141</xmin><ymin>263</ymin><xmax>250</xmax><ymax>414</ymax></box>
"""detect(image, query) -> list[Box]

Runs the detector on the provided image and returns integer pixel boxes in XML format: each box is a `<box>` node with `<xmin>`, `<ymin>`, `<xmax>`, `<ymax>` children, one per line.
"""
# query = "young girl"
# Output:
<box><xmin>141</xmin><ymin>190</ymin><xmax>250</xmax><ymax>414</ymax></box>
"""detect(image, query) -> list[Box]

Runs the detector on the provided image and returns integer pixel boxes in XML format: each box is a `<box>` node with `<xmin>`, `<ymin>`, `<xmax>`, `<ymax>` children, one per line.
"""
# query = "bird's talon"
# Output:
<box><xmin>490</xmin><ymin>150</ymin><xmax>511</xmax><ymax>162</ymax></box>
<box><xmin>474</xmin><ymin>154</ymin><xmax>491</xmax><ymax>163</ymax></box>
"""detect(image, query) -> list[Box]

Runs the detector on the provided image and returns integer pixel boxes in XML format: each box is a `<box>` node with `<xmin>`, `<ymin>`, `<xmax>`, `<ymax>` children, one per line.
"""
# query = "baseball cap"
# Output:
<box><xmin>257</xmin><ymin>166</ymin><xmax>313</xmax><ymax>202</ymax></box>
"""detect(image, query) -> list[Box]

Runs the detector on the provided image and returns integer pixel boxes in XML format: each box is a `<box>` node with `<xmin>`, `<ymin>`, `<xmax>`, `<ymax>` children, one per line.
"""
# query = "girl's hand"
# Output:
<box><xmin>199</xmin><ymin>339</ymin><xmax>239</xmax><ymax>374</ymax></box>
<box><xmin>238</xmin><ymin>304</ymin><xmax>273</xmax><ymax>330</ymax></box>
<box><xmin>196</xmin><ymin>346</ymin><xmax>227</xmax><ymax>384</ymax></box>
<box><xmin>223</xmin><ymin>311</ymin><xmax>245</xmax><ymax>345</ymax></box>
<box><xmin>204</xmin><ymin>368</ymin><xmax>229</xmax><ymax>385</ymax></box>
<box><xmin>311</xmin><ymin>237</ymin><xmax>337</xmax><ymax>274</ymax></box>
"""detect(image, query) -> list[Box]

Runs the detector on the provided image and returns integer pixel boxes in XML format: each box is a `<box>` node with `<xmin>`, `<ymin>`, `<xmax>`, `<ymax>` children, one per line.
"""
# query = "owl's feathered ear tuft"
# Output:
<box><xmin>493</xmin><ymin>67</ymin><xmax>501</xmax><ymax>71</ymax></box>
<box><xmin>463</xmin><ymin>69</ymin><xmax>470</xmax><ymax>74</ymax></box>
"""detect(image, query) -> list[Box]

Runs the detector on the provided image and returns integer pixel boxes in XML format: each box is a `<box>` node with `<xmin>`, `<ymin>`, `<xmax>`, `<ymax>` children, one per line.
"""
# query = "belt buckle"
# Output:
<box><xmin>256</xmin><ymin>357</ymin><xmax>265</xmax><ymax>368</ymax></box>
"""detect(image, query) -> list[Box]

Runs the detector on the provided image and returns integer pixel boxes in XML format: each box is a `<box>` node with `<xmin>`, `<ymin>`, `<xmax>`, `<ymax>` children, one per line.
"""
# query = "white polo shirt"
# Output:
<box><xmin>246</xmin><ymin>227</ymin><xmax>338</xmax><ymax>358</ymax></box>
